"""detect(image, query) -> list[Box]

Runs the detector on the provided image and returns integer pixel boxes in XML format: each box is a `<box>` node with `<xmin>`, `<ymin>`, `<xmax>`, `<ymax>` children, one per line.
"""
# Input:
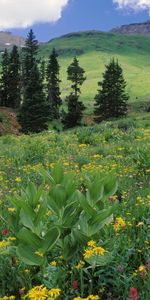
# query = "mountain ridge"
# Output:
<box><xmin>111</xmin><ymin>20</ymin><xmax>150</xmax><ymax>35</ymax></box>
<box><xmin>0</xmin><ymin>31</ymin><xmax>25</xmax><ymax>50</ymax></box>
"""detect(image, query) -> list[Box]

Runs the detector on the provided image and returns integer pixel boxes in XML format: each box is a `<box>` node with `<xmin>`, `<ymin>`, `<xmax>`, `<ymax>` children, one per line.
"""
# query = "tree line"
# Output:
<box><xmin>0</xmin><ymin>29</ymin><xmax>129</xmax><ymax>133</ymax></box>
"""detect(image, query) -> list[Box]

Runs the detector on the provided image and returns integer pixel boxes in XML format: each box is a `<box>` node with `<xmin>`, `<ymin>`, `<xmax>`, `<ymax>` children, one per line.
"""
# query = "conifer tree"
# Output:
<box><xmin>46</xmin><ymin>48</ymin><xmax>62</xmax><ymax>119</ymax></box>
<box><xmin>94</xmin><ymin>59</ymin><xmax>128</xmax><ymax>122</ymax></box>
<box><xmin>18</xmin><ymin>29</ymin><xmax>50</xmax><ymax>133</ymax></box>
<box><xmin>7</xmin><ymin>45</ymin><xmax>21</xmax><ymax>109</ymax></box>
<box><xmin>0</xmin><ymin>49</ymin><xmax>10</xmax><ymax>106</ymax></box>
<box><xmin>63</xmin><ymin>57</ymin><xmax>86</xmax><ymax>128</ymax></box>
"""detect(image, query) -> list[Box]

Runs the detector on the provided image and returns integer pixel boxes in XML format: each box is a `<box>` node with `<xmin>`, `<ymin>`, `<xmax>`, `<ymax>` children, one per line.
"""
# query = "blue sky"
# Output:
<box><xmin>2</xmin><ymin>0</ymin><xmax>150</xmax><ymax>41</ymax></box>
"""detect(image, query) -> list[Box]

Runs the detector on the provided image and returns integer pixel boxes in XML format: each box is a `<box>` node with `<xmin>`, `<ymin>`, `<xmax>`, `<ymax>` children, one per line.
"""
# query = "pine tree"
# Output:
<box><xmin>18</xmin><ymin>29</ymin><xmax>50</xmax><ymax>133</ymax></box>
<box><xmin>0</xmin><ymin>49</ymin><xmax>10</xmax><ymax>106</ymax></box>
<box><xmin>63</xmin><ymin>57</ymin><xmax>86</xmax><ymax>128</ymax></box>
<box><xmin>7</xmin><ymin>45</ymin><xmax>21</xmax><ymax>109</ymax></box>
<box><xmin>94</xmin><ymin>59</ymin><xmax>129</xmax><ymax>122</ymax></box>
<box><xmin>46</xmin><ymin>48</ymin><xmax>62</xmax><ymax>119</ymax></box>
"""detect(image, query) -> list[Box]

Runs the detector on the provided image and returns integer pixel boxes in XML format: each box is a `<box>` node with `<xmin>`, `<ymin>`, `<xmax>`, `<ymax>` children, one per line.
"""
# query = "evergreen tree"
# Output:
<box><xmin>18</xmin><ymin>29</ymin><xmax>50</xmax><ymax>133</ymax></box>
<box><xmin>63</xmin><ymin>57</ymin><xmax>86</xmax><ymax>128</ymax></box>
<box><xmin>0</xmin><ymin>49</ymin><xmax>10</xmax><ymax>106</ymax></box>
<box><xmin>7</xmin><ymin>45</ymin><xmax>21</xmax><ymax>109</ymax></box>
<box><xmin>46</xmin><ymin>48</ymin><xmax>62</xmax><ymax>119</ymax></box>
<box><xmin>94</xmin><ymin>59</ymin><xmax>129</xmax><ymax>122</ymax></box>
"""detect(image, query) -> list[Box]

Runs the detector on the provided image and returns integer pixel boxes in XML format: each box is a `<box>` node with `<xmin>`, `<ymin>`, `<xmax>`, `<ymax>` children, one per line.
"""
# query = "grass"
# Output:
<box><xmin>39</xmin><ymin>31</ymin><xmax>150</xmax><ymax>113</ymax></box>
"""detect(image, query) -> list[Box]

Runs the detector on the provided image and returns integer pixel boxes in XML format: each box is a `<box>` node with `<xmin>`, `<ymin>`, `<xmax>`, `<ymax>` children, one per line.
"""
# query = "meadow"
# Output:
<box><xmin>39</xmin><ymin>31</ymin><xmax>150</xmax><ymax>112</ymax></box>
<box><xmin>0</xmin><ymin>116</ymin><xmax>150</xmax><ymax>299</ymax></box>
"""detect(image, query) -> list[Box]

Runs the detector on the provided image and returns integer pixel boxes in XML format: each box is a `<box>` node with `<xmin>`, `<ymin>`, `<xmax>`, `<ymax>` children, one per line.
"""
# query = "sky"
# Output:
<box><xmin>0</xmin><ymin>0</ymin><xmax>150</xmax><ymax>42</ymax></box>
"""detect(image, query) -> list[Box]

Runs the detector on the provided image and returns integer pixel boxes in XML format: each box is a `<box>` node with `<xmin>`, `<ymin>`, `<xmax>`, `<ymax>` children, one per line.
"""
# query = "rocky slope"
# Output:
<box><xmin>111</xmin><ymin>21</ymin><xmax>150</xmax><ymax>35</ymax></box>
<box><xmin>0</xmin><ymin>31</ymin><xmax>25</xmax><ymax>50</ymax></box>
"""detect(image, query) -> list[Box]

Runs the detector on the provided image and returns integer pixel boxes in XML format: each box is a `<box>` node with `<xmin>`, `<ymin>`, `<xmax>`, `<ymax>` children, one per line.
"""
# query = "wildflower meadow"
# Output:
<box><xmin>0</xmin><ymin>120</ymin><xmax>150</xmax><ymax>300</ymax></box>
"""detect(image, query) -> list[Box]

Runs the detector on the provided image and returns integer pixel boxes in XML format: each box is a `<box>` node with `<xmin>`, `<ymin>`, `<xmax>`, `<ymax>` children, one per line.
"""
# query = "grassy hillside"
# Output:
<box><xmin>39</xmin><ymin>31</ymin><xmax>150</xmax><ymax>113</ymax></box>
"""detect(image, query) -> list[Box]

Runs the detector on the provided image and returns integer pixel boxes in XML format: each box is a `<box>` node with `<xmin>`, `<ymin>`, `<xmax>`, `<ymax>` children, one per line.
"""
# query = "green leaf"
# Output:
<box><xmin>89</xmin><ymin>214</ymin><xmax>113</xmax><ymax>236</ymax></box>
<box><xmin>103</xmin><ymin>177</ymin><xmax>118</xmax><ymax>197</ymax></box>
<box><xmin>39</xmin><ymin>168</ymin><xmax>55</xmax><ymax>185</ymax></box>
<box><xmin>20</xmin><ymin>208</ymin><xmax>35</xmax><ymax>231</ymax></box>
<box><xmin>85</xmin><ymin>252</ymin><xmax>112</xmax><ymax>267</ymax></box>
<box><xmin>17</xmin><ymin>228</ymin><xmax>42</xmax><ymax>250</ymax></box>
<box><xmin>42</xmin><ymin>227</ymin><xmax>60</xmax><ymax>252</ymax></box>
<box><xmin>52</xmin><ymin>162</ymin><xmax>64</xmax><ymax>184</ymax></box>
<box><xmin>16</xmin><ymin>244</ymin><xmax>43</xmax><ymax>266</ymax></box>
<box><xmin>91</xmin><ymin>207</ymin><xmax>113</xmax><ymax>225</ymax></box>
<box><xmin>50</xmin><ymin>185</ymin><xmax>66</xmax><ymax>209</ymax></box>
<box><xmin>77</xmin><ymin>191</ymin><xmax>96</xmax><ymax>217</ymax></box>
<box><xmin>34</xmin><ymin>197</ymin><xmax>47</xmax><ymax>228</ymax></box>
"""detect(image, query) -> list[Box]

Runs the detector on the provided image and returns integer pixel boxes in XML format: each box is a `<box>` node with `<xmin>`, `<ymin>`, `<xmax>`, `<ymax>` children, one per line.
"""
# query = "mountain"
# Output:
<box><xmin>0</xmin><ymin>31</ymin><xmax>25</xmax><ymax>50</ymax></box>
<box><xmin>111</xmin><ymin>21</ymin><xmax>150</xmax><ymax>35</ymax></box>
<box><xmin>39</xmin><ymin>30</ymin><xmax>150</xmax><ymax>111</ymax></box>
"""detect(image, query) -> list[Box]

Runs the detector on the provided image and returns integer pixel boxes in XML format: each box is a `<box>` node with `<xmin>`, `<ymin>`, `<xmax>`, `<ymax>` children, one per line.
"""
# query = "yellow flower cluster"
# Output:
<box><xmin>114</xmin><ymin>217</ymin><xmax>126</xmax><ymax>231</ymax></box>
<box><xmin>26</xmin><ymin>285</ymin><xmax>61</xmax><ymax>300</ymax></box>
<box><xmin>0</xmin><ymin>297</ymin><xmax>15</xmax><ymax>300</ymax></box>
<box><xmin>75</xmin><ymin>260</ymin><xmax>85</xmax><ymax>270</ymax></box>
<box><xmin>83</xmin><ymin>241</ymin><xmax>105</xmax><ymax>259</ymax></box>
<box><xmin>73</xmin><ymin>295</ymin><xmax>100</xmax><ymax>300</ymax></box>
<box><xmin>0</xmin><ymin>240</ymin><xmax>10</xmax><ymax>249</ymax></box>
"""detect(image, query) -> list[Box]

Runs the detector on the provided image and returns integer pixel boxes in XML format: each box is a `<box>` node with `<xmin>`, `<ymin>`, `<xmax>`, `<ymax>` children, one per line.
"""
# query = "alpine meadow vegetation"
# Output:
<box><xmin>0</xmin><ymin>29</ymin><xmax>150</xmax><ymax>300</ymax></box>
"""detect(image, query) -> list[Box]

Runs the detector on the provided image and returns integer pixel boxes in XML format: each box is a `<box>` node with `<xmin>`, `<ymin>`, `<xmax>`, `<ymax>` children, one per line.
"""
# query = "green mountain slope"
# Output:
<box><xmin>39</xmin><ymin>31</ymin><xmax>150</xmax><ymax>112</ymax></box>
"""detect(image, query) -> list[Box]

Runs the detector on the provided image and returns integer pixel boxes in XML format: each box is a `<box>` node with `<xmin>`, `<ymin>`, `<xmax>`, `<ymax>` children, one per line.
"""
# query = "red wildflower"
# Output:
<box><xmin>72</xmin><ymin>280</ymin><xmax>78</xmax><ymax>290</ymax></box>
<box><xmin>128</xmin><ymin>287</ymin><xmax>139</xmax><ymax>300</ymax></box>
<box><xmin>19</xmin><ymin>288</ymin><xmax>25</xmax><ymax>295</ymax></box>
<box><xmin>117</xmin><ymin>265</ymin><xmax>123</xmax><ymax>272</ymax></box>
<box><xmin>2</xmin><ymin>228</ymin><xmax>9</xmax><ymax>235</ymax></box>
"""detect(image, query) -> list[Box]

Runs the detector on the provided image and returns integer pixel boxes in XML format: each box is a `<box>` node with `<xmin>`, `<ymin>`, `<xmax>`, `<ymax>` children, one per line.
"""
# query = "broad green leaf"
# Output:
<box><xmin>52</xmin><ymin>162</ymin><xmax>63</xmax><ymax>184</ymax></box>
<box><xmin>77</xmin><ymin>191</ymin><xmax>96</xmax><ymax>217</ymax></box>
<box><xmin>103</xmin><ymin>177</ymin><xmax>118</xmax><ymax>197</ymax></box>
<box><xmin>89</xmin><ymin>215</ymin><xmax>113</xmax><ymax>236</ymax></box>
<box><xmin>20</xmin><ymin>209</ymin><xmax>35</xmax><ymax>231</ymax></box>
<box><xmin>16</xmin><ymin>244</ymin><xmax>43</xmax><ymax>266</ymax></box>
<box><xmin>34</xmin><ymin>197</ymin><xmax>47</xmax><ymax>228</ymax></box>
<box><xmin>50</xmin><ymin>185</ymin><xmax>66</xmax><ymax>209</ymax></box>
<box><xmin>91</xmin><ymin>207</ymin><xmax>113</xmax><ymax>225</ymax></box>
<box><xmin>17</xmin><ymin>228</ymin><xmax>42</xmax><ymax>249</ymax></box>
<box><xmin>42</xmin><ymin>227</ymin><xmax>60</xmax><ymax>252</ymax></box>
<box><xmin>39</xmin><ymin>169</ymin><xmax>55</xmax><ymax>185</ymax></box>
<box><xmin>85</xmin><ymin>252</ymin><xmax>112</xmax><ymax>267</ymax></box>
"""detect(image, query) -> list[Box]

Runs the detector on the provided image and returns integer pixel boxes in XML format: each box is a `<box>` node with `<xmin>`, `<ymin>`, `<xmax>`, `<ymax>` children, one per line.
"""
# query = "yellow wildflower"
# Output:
<box><xmin>8</xmin><ymin>237</ymin><xmax>16</xmax><ymax>241</ymax></box>
<box><xmin>35</xmin><ymin>250</ymin><xmax>44</xmax><ymax>257</ymax></box>
<box><xmin>0</xmin><ymin>296</ymin><xmax>15</xmax><ymax>300</ymax></box>
<box><xmin>75</xmin><ymin>260</ymin><xmax>85</xmax><ymax>270</ymax></box>
<box><xmin>83</xmin><ymin>249</ymin><xmax>94</xmax><ymax>259</ymax></box>
<box><xmin>0</xmin><ymin>240</ymin><xmax>10</xmax><ymax>249</ymax></box>
<box><xmin>27</xmin><ymin>285</ymin><xmax>48</xmax><ymax>300</ymax></box>
<box><xmin>15</xmin><ymin>177</ymin><xmax>22</xmax><ymax>182</ymax></box>
<box><xmin>87</xmin><ymin>240</ymin><xmax>96</xmax><ymax>248</ymax></box>
<box><xmin>50</xmin><ymin>260</ymin><xmax>57</xmax><ymax>267</ymax></box>
<box><xmin>48</xmin><ymin>288</ymin><xmax>61</xmax><ymax>298</ymax></box>
<box><xmin>87</xmin><ymin>296</ymin><xmax>100</xmax><ymax>300</ymax></box>
<box><xmin>46</xmin><ymin>209</ymin><xmax>52</xmax><ymax>216</ymax></box>
<box><xmin>114</xmin><ymin>217</ymin><xmax>126</xmax><ymax>231</ymax></box>
<box><xmin>7</xmin><ymin>207</ymin><xmax>16</xmax><ymax>213</ymax></box>
<box><xmin>138</xmin><ymin>265</ymin><xmax>145</xmax><ymax>272</ymax></box>
<box><xmin>93</xmin><ymin>246</ymin><xmax>105</xmax><ymax>256</ymax></box>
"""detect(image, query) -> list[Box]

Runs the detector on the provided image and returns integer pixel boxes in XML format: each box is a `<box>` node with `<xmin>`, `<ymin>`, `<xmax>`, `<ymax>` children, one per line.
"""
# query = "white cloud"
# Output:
<box><xmin>113</xmin><ymin>0</ymin><xmax>150</xmax><ymax>13</ymax></box>
<box><xmin>0</xmin><ymin>0</ymin><xmax>69</xmax><ymax>29</ymax></box>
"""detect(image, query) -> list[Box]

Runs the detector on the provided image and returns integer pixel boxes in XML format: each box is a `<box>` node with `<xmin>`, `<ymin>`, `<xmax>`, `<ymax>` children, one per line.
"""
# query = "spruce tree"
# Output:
<box><xmin>94</xmin><ymin>59</ymin><xmax>129</xmax><ymax>122</ymax></box>
<box><xmin>0</xmin><ymin>49</ymin><xmax>10</xmax><ymax>106</ymax></box>
<box><xmin>18</xmin><ymin>29</ymin><xmax>50</xmax><ymax>133</ymax></box>
<box><xmin>63</xmin><ymin>57</ymin><xmax>86</xmax><ymax>128</ymax></box>
<box><xmin>46</xmin><ymin>48</ymin><xmax>62</xmax><ymax>119</ymax></box>
<box><xmin>7</xmin><ymin>45</ymin><xmax>21</xmax><ymax>109</ymax></box>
